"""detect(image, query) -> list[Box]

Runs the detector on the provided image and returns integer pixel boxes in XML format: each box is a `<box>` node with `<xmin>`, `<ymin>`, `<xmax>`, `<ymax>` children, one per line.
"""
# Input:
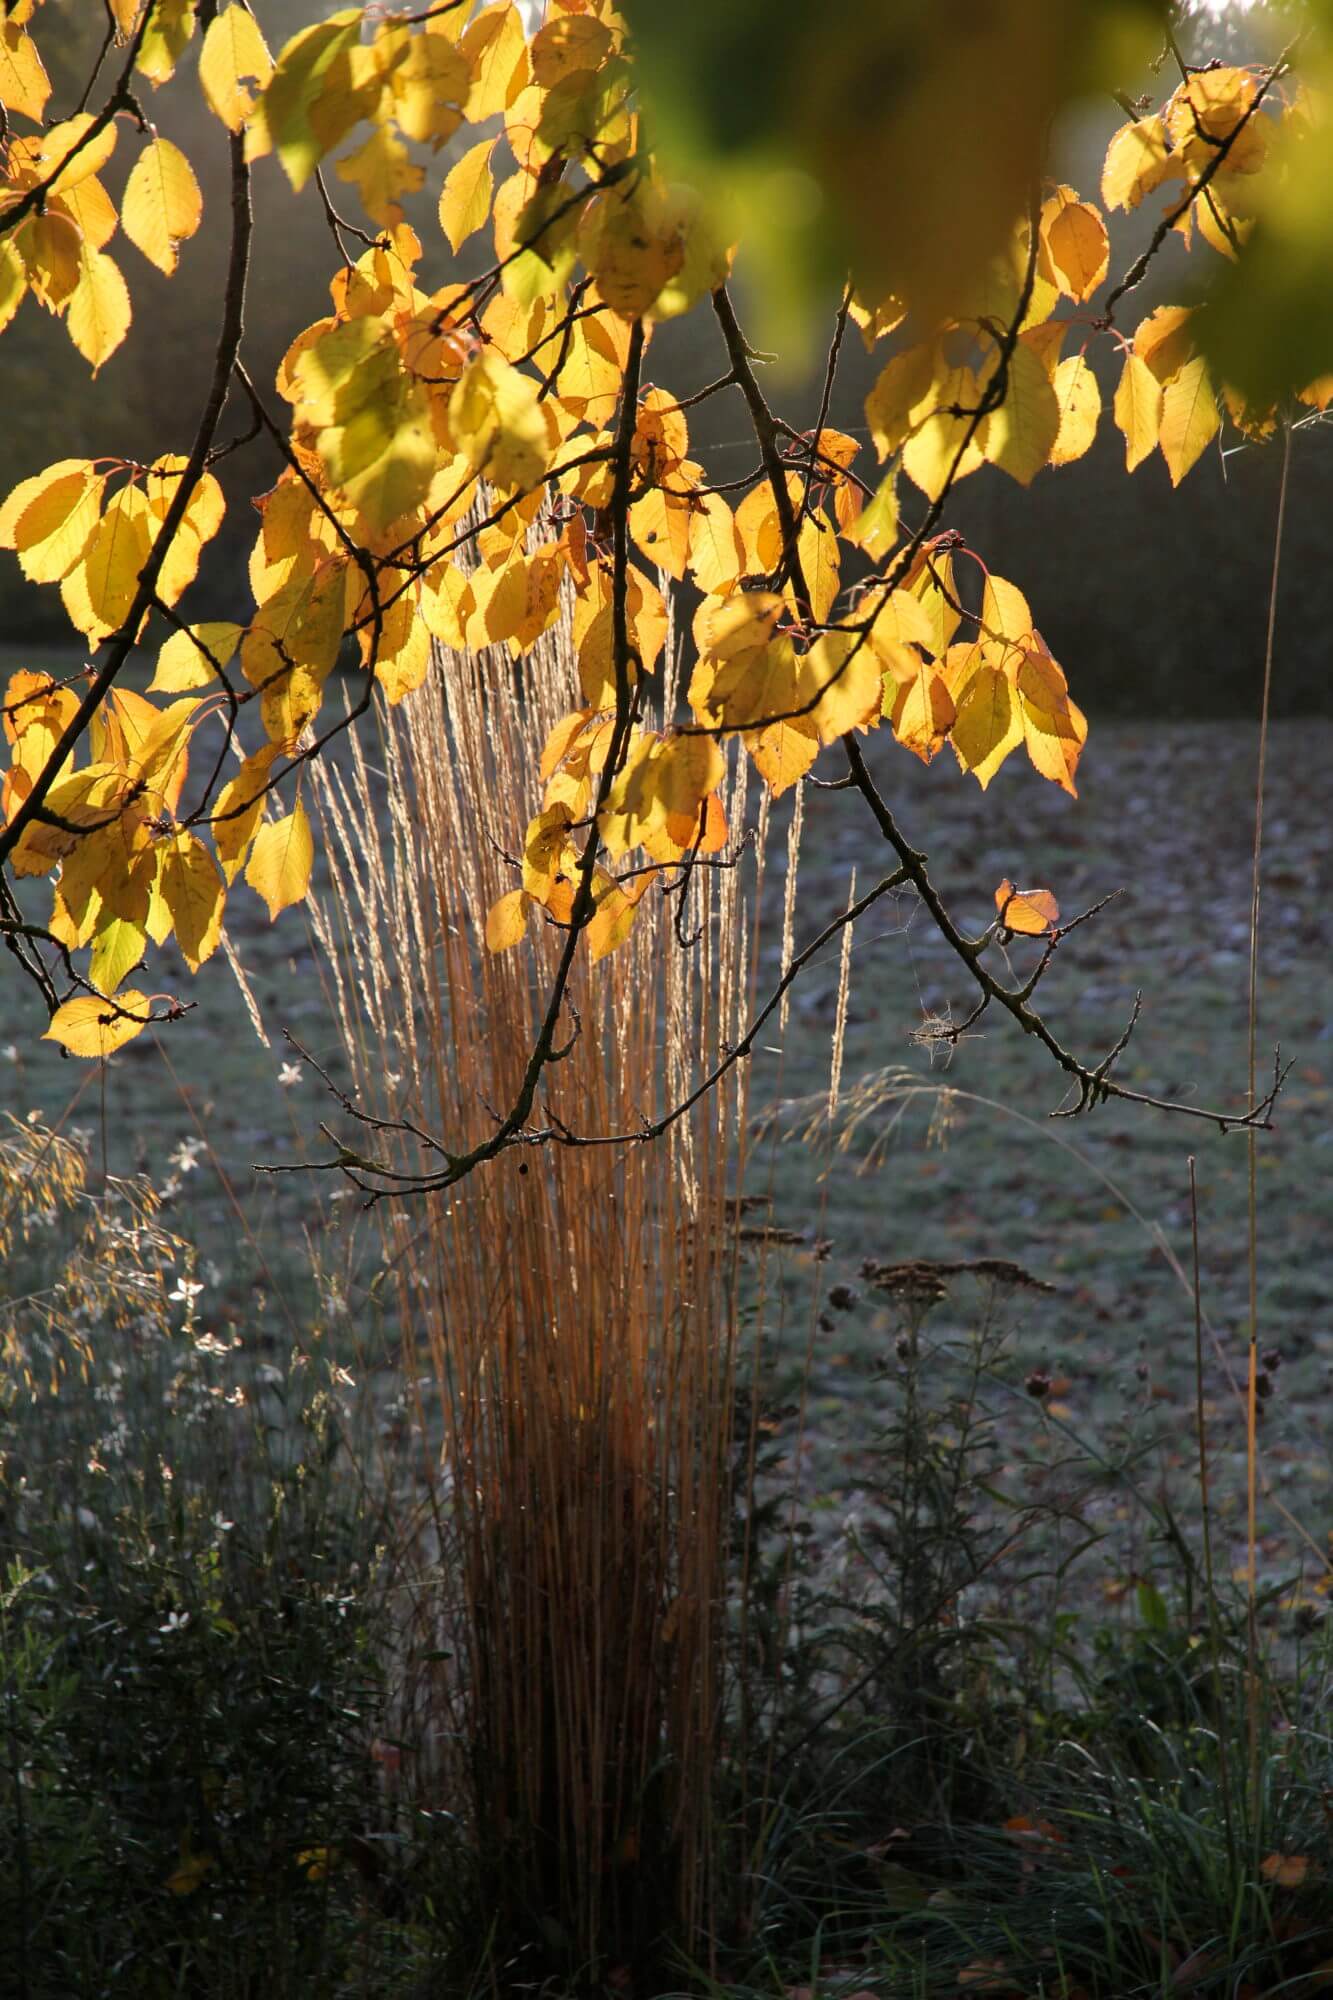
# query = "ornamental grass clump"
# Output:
<box><xmin>313</xmin><ymin>580</ymin><xmax>766</xmax><ymax>1984</ymax></box>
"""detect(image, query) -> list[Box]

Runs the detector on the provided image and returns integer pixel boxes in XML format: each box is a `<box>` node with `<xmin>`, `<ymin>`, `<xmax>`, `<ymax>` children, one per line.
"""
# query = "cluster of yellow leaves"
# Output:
<box><xmin>855</xmin><ymin>64</ymin><xmax>1330</xmax><ymax>502</ymax></box>
<box><xmin>0</xmin><ymin>454</ymin><xmax>224</xmax><ymax>647</ymax></box>
<box><xmin>0</xmin><ymin>442</ymin><xmax>315</xmax><ymax>1051</ymax></box>
<box><xmin>0</xmin><ymin>97</ymin><xmax>201</xmax><ymax>371</ymax></box>
<box><xmin>680</xmin><ymin>547</ymin><xmax>1086</xmax><ymax>802</ymax></box>
<box><xmin>1</xmin><ymin>4</ymin><xmax>1324</xmax><ymax>1026</ymax></box>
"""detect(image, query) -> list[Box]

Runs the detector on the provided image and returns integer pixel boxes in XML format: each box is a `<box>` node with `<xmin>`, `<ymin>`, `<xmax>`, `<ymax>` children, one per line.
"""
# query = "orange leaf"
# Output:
<box><xmin>1260</xmin><ymin>1853</ymin><xmax>1311</xmax><ymax>1888</ymax></box>
<box><xmin>995</xmin><ymin>879</ymin><xmax>1059</xmax><ymax>935</ymax></box>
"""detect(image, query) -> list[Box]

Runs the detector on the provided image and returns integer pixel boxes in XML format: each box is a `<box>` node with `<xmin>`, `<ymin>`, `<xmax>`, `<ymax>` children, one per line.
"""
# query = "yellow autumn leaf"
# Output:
<box><xmin>1134</xmin><ymin>304</ymin><xmax>1196</xmax><ymax>387</ymax></box>
<box><xmin>1113</xmin><ymin>352</ymin><xmax>1163</xmax><ymax>473</ymax></box>
<box><xmin>687</xmin><ymin>492</ymin><xmax>743</xmax><ymax>598</ymax></box>
<box><xmin>0</xmin><ymin>236</ymin><xmax>25</xmax><ymax>333</ymax></box>
<box><xmin>841</xmin><ymin>473</ymin><xmax>898</xmax><ymax>561</ymax></box>
<box><xmin>1016</xmin><ymin>648</ymin><xmax>1087</xmax><ymax>795</ymax></box>
<box><xmin>463</xmin><ymin>2</ymin><xmax>529</xmax><ymax>123</ymax></box>
<box><xmin>980</xmin><ymin>572</ymin><xmax>1033</xmax><ymax>643</ymax></box>
<box><xmin>65</xmin><ymin>246</ymin><xmax>132</xmax><ymax>373</ymax></box>
<box><xmin>18</xmin><ymin>210</ymin><xmax>81</xmax><ymax>309</ymax></box>
<box><xmin>160</xmin><ymin>831</ymin><xmax>225</xmax><ymax>970</ymax></box>
<box><xmin>865</xmin><ymin>343</ymin><xmax>936</xmax><ymax>462</ymax></box>
<box><xmin>50</xmin><ymin>173</ymin><xmax>118</xmax><ymax>253</ymax></box>
<box><xmin>43</xmin><ymin>988</ymin><xmax>154</xmax><ymax>1059</ymax></box>
<box><xmin>745</xmin><ymin>713</ymin><xmax>819</xmax><ymax>797</ymax></box>
<box><xmin>335</xmin><ymin>124</ymin><xmax>423</xmax><ymax>227</ymax></box>
<box><xmin>887</xmin><ymin>664</ymin><xmax>955</xmax><ymax>763</ymax></box>
<box><xmin>580</xmin><ymin>180</ymin><xmax>684</xmax><ymax>319</ymax></box>
<box><xmin>1044</xmin><ymin>199</ymin><xmax>1109</xmax><ymax>303</ymax></box>
<box><xmin>242</xmin><ymin>563</ymin><xmax>346</xmax><ymax>684</ymax></box>
<box><xmin>805</xmin><ymin>631</ymin><xmax>881</xmax><ymax>745</ymax></box>
<box><xmin>199</xmin><ymin>3</ymin><xmax>274</xmax><ymax>131</ymax></box>
<box><xmin>485</xmin><ymin>886</ymin><xmax>530</xmax><ymax>953</ymax></box>
<box><xmin>263</xmin><ymin>11</ymin><xmax>367</xmax><ymax>192</ymax></box>
<box><xmin>531</xmin><ymin>14</ymin><xmax>613</xmax><ymax>87</ymax></box>
<box><xmin>244</xmin><ymin>800</ymin><xmax>314</xmax><ymax>920</ymax></box>
<box><xmin>373</xmin><ymin>591</ymin><xmax>432</xmax><ymax>702</ymax></box>
<box><xmin>439</xmin><ymin>137</ymin><xmax>496</xmax><ymax>254</ymax></box>
<box><xmin>121</xmin><ymin>136</ymin><xmax>203</xmax><ymax>276</ymax></box>
<box><xmin>136</xmin><ymin>0</ymin><xmax>198</xmax><ymax>88</ymax></box>
<box><xmin>651</xmin><ymin>733</ymin><xmax>724</xmax><ymax>822</ymax></box>
<box><xmin>29</xmin><ymin>113</ymin><xmax>119</xmax><ymax>196</ymax></box>
<box><xmin>88</xmin><ymin>913</ymin><xmax>146</xmax><ymax>997</ymax></box>
<box><xmin>982</xmin><ymin>341</ymin><xmax>1060</xmax><ymax>486</ymax></box>
<box><xmin>1260</xmin><ymin>1853</ymin><xmax>1311</xmax><ymax>1889</ymax></box>
<box><xmin>587</xmin><ymin>878</ymin><xmax>637</xmax><ymax>961</ymax></box>
<box><xmin>695</xmin><ymin>634</ymin><xmax>792</xmax><ymax>731</ymax></box>
<box><xmin>951</xmin><ymin>661</ymin><xmax>1022</xmax><ymax>789</ymax></box>
<box><xmin>900</xmin><ymin>365</ymin><xmax>986</xmax><ymax>500</ymax></box>
<box><xmin>390</xmin><ymin>24</ymin><xmax>470</xmax><ymax>146</ymax></box>
<box><xmin>1</xmin><ymin>460</ymin><xmax>104</xmax><ymax>584</ymax></box>
<box><xmin>1048</xmin><ymin>355</ymin><xmax>1101</xmax><ymax>467</ymax></box>
<box><xmin>522</xmin><ymin>802</ymin><xmax>577</xmax><ymax>906</ymax></box>
<box><xmin>0</xmin><ymin>20</ymin><xmax>50</xmax><ymax>123</ymax></box>
<box><xmin>450</xmin><ymin>350</ymin><xmax>549</xmax><ymax>493</ymax></box>
<box><xmin>1101</xmin><ymin>115</ymin><xmax>1178</xmax><ymax>213</ymax></box>
<box><xmin>66</xmin><ymin>486</ymin><xmax>152</xmax><ymax>643</ymax></box>
<box><xmin>144</xmin><ymin>456</ymin><xmax>226</xmax><ymax>541</ymax></box>
<box><xmin>291</xmin><ymin>316</ymin><xmax>436</xmax><ymax>535</ymax></box>
<box><xmin>791</xmin><ymin>512</ymin><xmax>841</xmax><ymax>623</ymax></box>
<box><xmin>995</xmin><ymin>878</ymin><xmax>1059</xmax><ymax>935</ymax></box>
<box><xmin>1159</xmin><ymin>356</ymin><xmax>1220</xmax><ymax>486</ymax></box>
<box><xmin>629</xmin><ymin>486</ymin><xmax>692</xmax><ymax>579</ymax></box>
<box><xmin>213</xmin><ymin>743</ymin><xmax>280</xmax><ymax>882</ymax></box>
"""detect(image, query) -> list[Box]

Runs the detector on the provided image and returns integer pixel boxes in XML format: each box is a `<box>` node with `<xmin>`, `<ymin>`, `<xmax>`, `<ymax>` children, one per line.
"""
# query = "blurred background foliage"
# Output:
<box><xmin>1</xmin><ymin>0</ymin><xmax>1328</xmax><ymax>717</ymax></box>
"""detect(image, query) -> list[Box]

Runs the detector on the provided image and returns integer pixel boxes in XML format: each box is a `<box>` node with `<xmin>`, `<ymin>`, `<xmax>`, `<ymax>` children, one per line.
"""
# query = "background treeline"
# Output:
<box><xmin>2</xmin><ymin>0</ymin><xmax>1325</xmax><ymax>716</ymax></box>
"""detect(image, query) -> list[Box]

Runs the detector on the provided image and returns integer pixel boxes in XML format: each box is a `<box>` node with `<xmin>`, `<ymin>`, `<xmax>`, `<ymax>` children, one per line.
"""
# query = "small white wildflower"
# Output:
<box><xmin>158</xmin><ymin>1610</ymin><xmax>190</xmax><ymax>1637</ymax></box>
<box><xmin>204</xmin><ymin>1260</ymin><xmax>223</xmax><ymax>1288</ymax></box>
<box><xmin>0</xmin><ymin>1043</ymin><xmax>17</xmax><ymax>1063</ymax></box>
<box><xmin>329</xmin><ymin>1363</ymin><xmax>356</xmax><ymax>1388</ymax></box>
<box><xmin>277</xmin><ymin>1061</ymin><xmax>302</xmax><ymax>1089</ymax></box>
<box><xmin>169</xmin><ymin>1137</ymin><xmax>205</xmax><ymax>1175</ymax></box>
<box><xmin>168</xmin><ymin>1277</ymin><xmax>204</xmax><ymax>1305</ymax></box>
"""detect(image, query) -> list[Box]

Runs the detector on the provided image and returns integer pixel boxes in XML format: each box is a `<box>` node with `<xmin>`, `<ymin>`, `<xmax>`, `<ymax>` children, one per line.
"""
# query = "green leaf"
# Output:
<box><xmin>264</xmin><ymin>11</ymin><xmax>366</xmax><ymax>192</ymax></box>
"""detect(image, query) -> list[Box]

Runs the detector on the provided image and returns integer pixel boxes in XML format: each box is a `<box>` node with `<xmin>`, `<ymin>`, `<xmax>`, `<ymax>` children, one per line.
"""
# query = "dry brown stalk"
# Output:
<box><xmin>310</xmin><ymin>546</ymin><xmax>766</xmax><ymax>1980</ymax></box>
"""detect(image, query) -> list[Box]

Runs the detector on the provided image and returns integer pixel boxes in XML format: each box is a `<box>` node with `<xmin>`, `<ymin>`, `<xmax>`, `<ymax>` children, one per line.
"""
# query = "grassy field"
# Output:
<box><xmin>2</xmin><ymin>676</ymin><xmax>1330</xmax><ymax>1995</ymax></box>
<box><xmin>741</xmin><ymin>714</ymin><xmax>1332</xmax><ymax>1631</ymax></box>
